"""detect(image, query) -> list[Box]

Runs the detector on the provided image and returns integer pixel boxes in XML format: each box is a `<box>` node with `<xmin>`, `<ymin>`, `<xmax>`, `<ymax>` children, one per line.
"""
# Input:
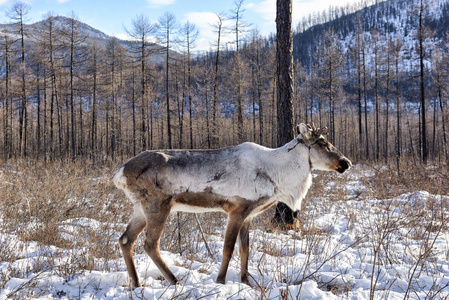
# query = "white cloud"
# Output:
<box><xmin>0</xmin><ymin>0</ymin><xmax>12</xmax><ymax>6</ymax></box>
<box><xmin>183</xmin><ymin>11</ymin><xmax>235</xmax><ymax>51</ymax></box>
<box><xmin>246</xmin><ymin>0</ymin><xmax>275</xmax><ymax>36</ymax></box>
<box><xmin>56</xmin><ymin>0</ymin><xmax>71</xmax><ymax>3</ymax></box>
<box><xmin>249</xmin><ymin>0</ymin><xmax>275</xmax><ymax>21</ymax></box>
<box><xmin>145</xmin><ymin>0</ymin><xmax>175</xmax><ymax>8</ymax></box>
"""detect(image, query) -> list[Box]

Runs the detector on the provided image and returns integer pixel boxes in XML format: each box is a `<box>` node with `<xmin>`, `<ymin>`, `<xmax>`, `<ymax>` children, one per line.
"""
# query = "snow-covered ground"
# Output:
<box><xmin>1</xmin><ymin>165</ymin><xmax>448</xmax><ymax>299</ymax></box>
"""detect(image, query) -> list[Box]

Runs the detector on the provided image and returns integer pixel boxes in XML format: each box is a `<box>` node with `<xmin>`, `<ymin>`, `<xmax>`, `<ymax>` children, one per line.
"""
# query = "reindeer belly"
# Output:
<box><xmin>170</xmin><ymin>191</ymin><xmax>230</xmax><ymax>213</ymax></box>
<box><xmin>170</xmin><ymin>190</ymin><xmax>277</xmax><ymax>216</ymax></box>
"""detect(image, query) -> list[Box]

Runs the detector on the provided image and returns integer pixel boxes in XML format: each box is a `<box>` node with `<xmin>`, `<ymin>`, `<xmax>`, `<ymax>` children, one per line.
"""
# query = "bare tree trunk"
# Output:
<box><xmin>36</xmin><ymin>63</ymin><xmax>41</xmax><ymax>158</ymax></box>
<box><xmin>9</xmin><ymin>3</ymin><xmax>30</xmax><ymax>157</ymax></box>
<box><xmin>438</xmin><ymin>88</ymin><xmax>448</xmax><ymax>160</ymax></box>
<box><xmin>373</xmin><ymin>33</ymin><xmax>380</xmax><ymax>161</ymax></box>
<box><xmin>232</xmin><ymin>0</ymin><xmax>245</xmax><ymax>143</ymax></box>
<box><xmin>1</xmin><ymin>32</ymin><xmax>12</xmax><ymax>160</ymax></box>
<box><xmin>394</xmin><ymin>38</ymin><xmax>402</xmax><ymax>172</ymax></box>
<box><xmin>132</xmin><ymin>70</ymin><xmax>136</xmax><ymax>156</ymax></box>
<box><xmin>255</xmin><ymin>36</ymin><xmax>264</xmax><ymax>145</ymax></box>
<box><xmin>212</xmin><ymin>14</ymin><xmax>225</xmax><ymax>148</ymax></box>
<box><xmin>356</xmin><ymin>13</ymin><xmax>363</xmax><ymax>159</ymax></box>
<box><xmin>187</xmin><ymin>37</ymin><xmax>194</xmax><ymax>149</ymax></box>
<box><xmin>273</xmin><ymin>0</ymin><xmax>296</xmax><ymax>227</ymax></box>
<box><xmin>418</xmin><ymin>0</ymin><xmax>428</xmax><ymax>163</ymax></box>
<box><xmin>363</xmin><ymin>47</ymin><xmax>369</xmax><ymax>159</ymax></box>
<box><xmin>275</xmin><ymin>0</ymin><xmax>294</xmax><ymax>148</ymax></box>
<box><xmin>384</xmin><ymin>40</ymin><xmax>391</xmax><ymax>162</ymax></box>
<box><xmin>69</xmin><ymin>21</ymin><xmax>76</xmax><ymax>160</ymax></box>
<box><xmin>127</xmin><ymin>15</ymin><xmax>157</xmax><ymax>151</ymax></box>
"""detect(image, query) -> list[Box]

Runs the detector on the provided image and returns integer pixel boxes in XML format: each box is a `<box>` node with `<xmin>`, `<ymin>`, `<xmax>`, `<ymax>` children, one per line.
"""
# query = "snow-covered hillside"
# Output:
<box><xmin>294</xmin><ymin>0</ymin><xmax>449</xmax><ymax>71</ymax></box>
<box><xmin>1</xmin><ymin>165</ymin><xmax>448</xmax><ymax>299</ymax></box>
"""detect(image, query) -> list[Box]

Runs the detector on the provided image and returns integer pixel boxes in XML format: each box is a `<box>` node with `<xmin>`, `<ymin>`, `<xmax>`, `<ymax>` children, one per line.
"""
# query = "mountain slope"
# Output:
<box><xmin>293</xmin><ymin>0</ymin><xmax>449</xmax><ymax>70</ymax></box>
<box><xmin>0</xmin><ymin>16</ymin><xmax>121</xmax><ymax>48</ymax></box>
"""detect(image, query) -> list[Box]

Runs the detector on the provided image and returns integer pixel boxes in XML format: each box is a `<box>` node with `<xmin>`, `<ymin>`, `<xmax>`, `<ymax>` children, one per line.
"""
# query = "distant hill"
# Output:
<box><xmin>0</xmin><ymin>16</ymin><xmax>174</xmax><ymax>63</ymax></box>
<box><xmin>0</xmin><ymin>16</ymin><xmax>110</xmax><ymax>46</ymax></box>
<box><xmin>293</xmin><ymin>0</ymin><xmax>449</xmax><ymax>70</ymax></box>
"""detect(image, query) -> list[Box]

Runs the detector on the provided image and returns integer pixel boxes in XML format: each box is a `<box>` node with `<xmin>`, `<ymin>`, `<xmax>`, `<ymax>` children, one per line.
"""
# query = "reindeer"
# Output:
<box><xmin>112</xmin><ymin>123</ymin><xmax>351</xmax><ymax>288</ymax></box>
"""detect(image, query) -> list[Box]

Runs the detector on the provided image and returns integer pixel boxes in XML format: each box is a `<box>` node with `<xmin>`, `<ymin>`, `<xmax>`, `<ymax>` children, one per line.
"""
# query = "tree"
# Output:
<box><xmin>415</xmin><ymin>0</ymin><xmax>433</xmax><ymax>163</ymax></box>
<box><xmin>249</xmin><ymin>30</ymin><xmax>265</xmax><ymax>144</ymax></box>
<box><xmin>37</xmin><ymin>14</ymin><xmax>64</xmax><ymax>158</ymax></box>
<box><xmin>86</xmin><ymin>39</ymin><xmax>102</xmax><ymax>162</ymax></box>
<box><xmin>211</xmin><ymin>14</ymin><xmax>226</xmax><ymax>148</ymax></box>
<box><xmin>316</xmin><ymin>28</ymin><xmax>343</xmax><ymax>143</ymax></box>
<box><xmin>126</xmin><ymin>14</ymin><xmax>157</xmax><ymax>151</ymax></box>
<box><xmin>356</xmin><ymin>13</ymin><xmax>364</xmax><ymax>159</ymax></box>
<box><xmin>61</xmin><ymin>13</ymin><xmax>88</xmax><ymax>160</ymax></box>
<box><xmin>273</xmin><ymin>0</ymin><xmax>296</xmax><ymax>227</ymax></box>
<box><xmin>392</xmin><ymin>37</ymin><xmax>403</xmax><ymax>171</ymax></box>
<box><xmin>9</xmin><ymin>1</ymin><xmax>30</xmax><ymax>157</ymax></box>
<box><xmin>231</xmin><ymin>0</ymin><xmax>247</xmax><ymax>143</ymax></box>
<box><xmin>431</xmin><ymin>46</ymin><xmax>448</xmax><ymax>160</ymax></box>
<box><xmin>180</xmin><ymin>21</ymin><xmax>198</xmax><ymax>149</ymax></box>
<box><xmin>105</xmin><ymin>37</ymin><xmax>123</xmax><ymax>160</ymax></box>
<box><xmin>383</xmin><ymin>37</ymin><xmax>392</xmax><ymax>162</ymax></box>
<box><xmin>158</xmin><ymin>12</ymin><xmax>178</xmax><ymax>149</ymax></box>
<box><xmin>275</xmin><ymin>0</ymin><xmax>294</xmax><ymax>147</ymax></box>
<box><xmin>0</xmin><ymin>28</ymin><xmax>14</xmax><ymax>160</ymax></box>
<box><xmin>371</xmin><ymin>29</ymin><xmax>380</xmax><ymax>160</ymax></box>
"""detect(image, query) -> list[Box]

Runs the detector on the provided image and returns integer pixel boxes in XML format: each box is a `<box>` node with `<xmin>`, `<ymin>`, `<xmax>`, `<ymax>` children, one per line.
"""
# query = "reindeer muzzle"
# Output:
<box><xmin>336</xmin><ymin>158</ymin><xmax>351</xmax><ymax>173</ymax></box>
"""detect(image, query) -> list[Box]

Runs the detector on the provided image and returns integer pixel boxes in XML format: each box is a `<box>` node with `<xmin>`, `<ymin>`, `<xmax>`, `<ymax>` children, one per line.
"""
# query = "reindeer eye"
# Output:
<box><xmin>319</xmin><ymin>140</ymin><xmax>330</xmax><ymax>151</ymax></box>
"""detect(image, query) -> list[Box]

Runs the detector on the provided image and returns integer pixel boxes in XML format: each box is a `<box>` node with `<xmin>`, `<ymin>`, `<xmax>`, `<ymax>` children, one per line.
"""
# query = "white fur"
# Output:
<box><xmin>112</xmin><ymin>167</ymin><xmax>126</xmax><ymax>190</ymax></box>
<box><xmin>170</xmin><ymin>203</ymin><xmax>225</xmax><ymax>213</ymax></box>
<box><xmin>113</xmin><ymin>166</ymin><xmax>146</xmax><ymax>219</ymax></box>
<box><xmin>165</xmin><ymin>137</ymin><xmax>312</xmax><ymax>212</ymax></box>
<box><xmin>114</xmin><ymin>134</ymin><xmax>319</xmax><ymax>213</ymax></box>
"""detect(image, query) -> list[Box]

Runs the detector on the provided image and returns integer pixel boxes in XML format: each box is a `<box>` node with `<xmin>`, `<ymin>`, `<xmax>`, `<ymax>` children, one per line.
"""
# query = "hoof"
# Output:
<box><xmin>130</xmin><ymin>282</ymin><xmax>142</xmax><ymax>290</ymax></box>
<box><xmin>241</xmin><ymin>276</ymin><xmax>255</xmax><ymax>288</ymax></box>
<box><xmin>216</xmin><ymin>277</ymin><xmax>225</xmax><ymax>285</ymax></box>
<box><xmin>167</xmin><ymin>276</ymin><xmax>179</xmax><ymax>286</ymax></box>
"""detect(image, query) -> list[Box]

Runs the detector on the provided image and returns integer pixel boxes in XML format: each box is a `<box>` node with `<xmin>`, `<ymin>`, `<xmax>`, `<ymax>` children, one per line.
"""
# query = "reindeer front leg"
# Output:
<box><xmin>216</xmin><ymin>213</ymin><xmax>245</xmax><ymax>284</ymax></box>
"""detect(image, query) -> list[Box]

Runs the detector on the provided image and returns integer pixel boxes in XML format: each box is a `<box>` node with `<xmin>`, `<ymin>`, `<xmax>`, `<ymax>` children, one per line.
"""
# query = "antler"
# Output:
<box><xmin>306</xmin><ymin>123</ymin><xmax>328</xmax><ymax>136</ymax></box>
<box><xmin>316</xmin><ymin>126</ymin><xmax>328</xmax><ymax>136</ymax></box>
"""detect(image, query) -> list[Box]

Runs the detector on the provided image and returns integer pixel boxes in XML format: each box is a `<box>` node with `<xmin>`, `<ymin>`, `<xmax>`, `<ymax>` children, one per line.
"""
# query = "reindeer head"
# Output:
<box><xmin>298</xmin><ymin>123</ymin><xmax>351</xmax><ymax>173</ymax></box>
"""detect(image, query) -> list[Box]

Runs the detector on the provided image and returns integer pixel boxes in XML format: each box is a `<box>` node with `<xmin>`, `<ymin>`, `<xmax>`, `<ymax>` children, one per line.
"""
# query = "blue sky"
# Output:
<box><xmin>0</xmin><ymin>0</ymin><xmax>364</xmax><ymax>50</ymax></box>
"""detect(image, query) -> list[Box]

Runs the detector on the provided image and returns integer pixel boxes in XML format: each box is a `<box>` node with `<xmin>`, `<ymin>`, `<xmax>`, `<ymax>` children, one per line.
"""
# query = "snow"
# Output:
<box><xmin>1</xmin><ymin>165</ymin><xmax>449</xmax><ymax>299</ymax></box>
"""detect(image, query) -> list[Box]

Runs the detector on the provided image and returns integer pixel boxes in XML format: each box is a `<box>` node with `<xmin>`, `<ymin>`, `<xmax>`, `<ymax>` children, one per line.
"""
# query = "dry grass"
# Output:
<box><xmin>0</xmin><ymin>158</ymin><xmax>125</xmax><ymax>262</ymax></box>
<box><xmin>1</xmin><ymin>157</ymin><xmax>448</xmax><ymax>298</ymax></box>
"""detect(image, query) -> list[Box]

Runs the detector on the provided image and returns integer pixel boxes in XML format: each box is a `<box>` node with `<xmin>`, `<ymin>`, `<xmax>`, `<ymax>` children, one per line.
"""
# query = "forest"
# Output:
<box><xmin>0</xmin><ymin>0</ymin><xmax>448</xmax><ymax>167</ymax></box>
<box><xmin>1</xmin><ymin>0</ymin><xmax>449</xmax><ymax>298</ymax></box>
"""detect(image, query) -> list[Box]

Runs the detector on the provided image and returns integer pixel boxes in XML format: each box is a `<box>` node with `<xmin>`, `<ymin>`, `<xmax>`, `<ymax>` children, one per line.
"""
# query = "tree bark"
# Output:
<box><xmin>273</xmin><ymin>0</ymin><xmax>296</xmax><ymax>227</ymax></box>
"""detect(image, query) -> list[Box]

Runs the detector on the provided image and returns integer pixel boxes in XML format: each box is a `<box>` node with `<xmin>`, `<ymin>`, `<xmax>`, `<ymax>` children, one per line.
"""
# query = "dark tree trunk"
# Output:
<box><xmin>272</xmin><ymin>0</ymin><xmax>297</xmax><ymax>227</ymax></box>
<box><xmin>418</xmin><ymin>0</ymin><xmax>427</xmax><ymax>163</ymax></box>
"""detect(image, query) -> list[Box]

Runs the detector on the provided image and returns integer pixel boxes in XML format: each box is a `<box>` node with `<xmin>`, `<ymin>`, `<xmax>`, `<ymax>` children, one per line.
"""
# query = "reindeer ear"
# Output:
<box><xmin>298</xmin><ymin>123</ymin><xmax>312</xmax><ymax>140</ymax></box>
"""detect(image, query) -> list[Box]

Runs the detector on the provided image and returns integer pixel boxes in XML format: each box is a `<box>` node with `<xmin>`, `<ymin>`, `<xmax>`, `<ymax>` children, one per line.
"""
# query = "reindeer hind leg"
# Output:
<box><xmin>143</xmin><ymin>203</ymin><xmax>178</xmax><ymax>285</ymax></box>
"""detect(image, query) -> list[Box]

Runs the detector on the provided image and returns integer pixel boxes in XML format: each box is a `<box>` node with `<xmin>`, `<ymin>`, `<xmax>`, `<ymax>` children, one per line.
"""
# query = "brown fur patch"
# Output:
<box><xmin>122</xmin><ymin>151</ymin><xmax>169</xmax><ymax>185</ymax></box>
<box><xmin>172</xmin><ymin>192</ymin><xmax>275</xmax><ymax>216</ymax></box>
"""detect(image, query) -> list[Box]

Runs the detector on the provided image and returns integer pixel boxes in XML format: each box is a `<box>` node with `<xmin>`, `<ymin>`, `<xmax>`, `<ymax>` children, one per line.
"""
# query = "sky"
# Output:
<box><xmin>0</xmin><ymin>0</ymin><xmax>365</xmax><ymax>50</ymax></box>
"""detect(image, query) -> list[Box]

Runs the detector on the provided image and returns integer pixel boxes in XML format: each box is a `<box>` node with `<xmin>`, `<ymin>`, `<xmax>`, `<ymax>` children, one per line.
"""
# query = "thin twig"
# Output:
<box><xmin>194</xmin><ymin>213</ymin><xmax>214</xmax><ymax>258</ymax></box>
